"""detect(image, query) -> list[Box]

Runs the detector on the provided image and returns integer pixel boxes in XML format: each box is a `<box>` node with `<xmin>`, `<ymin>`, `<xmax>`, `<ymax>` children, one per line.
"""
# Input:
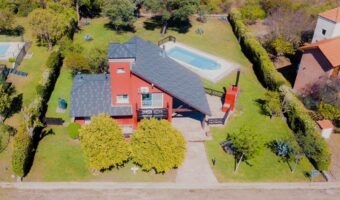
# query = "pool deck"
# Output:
<box><xmin>163</xmin><ymin>41</ymin><xmax>240</xmax><ymax>83</ymax></box>
<box><xmin>0</xmin><ymin>42</ymin><xmax>25</xmax><ymax>60</ymax></box>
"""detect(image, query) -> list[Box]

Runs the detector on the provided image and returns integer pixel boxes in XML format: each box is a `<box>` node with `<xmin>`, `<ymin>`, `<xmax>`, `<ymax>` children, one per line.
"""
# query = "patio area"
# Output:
<box><xmin>172</xmin><ymin>94</ymin><xmax>227</xmax><ymax>142</ymax></box>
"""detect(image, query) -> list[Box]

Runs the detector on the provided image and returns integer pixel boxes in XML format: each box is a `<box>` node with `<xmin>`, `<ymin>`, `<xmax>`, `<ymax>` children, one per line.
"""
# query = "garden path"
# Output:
<box><xmin>175</xmin><ymin>142</ymin><xmax>218</xmax><ymax>184</ymax></box>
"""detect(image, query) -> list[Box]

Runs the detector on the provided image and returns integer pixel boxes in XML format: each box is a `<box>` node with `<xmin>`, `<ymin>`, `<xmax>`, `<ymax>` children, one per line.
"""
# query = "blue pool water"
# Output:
<box><xmin>0</xmin><ymin>44</ymin><xmax>10</xmax><ymax>56</ymax></box>
<box><xmin>167</xmin><ymin>47</ymin><xmax>220</xmax><ymax>70</ymax></box>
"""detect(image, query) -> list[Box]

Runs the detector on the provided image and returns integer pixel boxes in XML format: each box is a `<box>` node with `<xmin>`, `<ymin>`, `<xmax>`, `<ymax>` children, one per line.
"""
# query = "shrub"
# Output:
<box><xmin>262</xmin><ymin>91</ymin><xmax>282</xmax><ymax>118</ymax></box>
<box><xmin>11</xmin><ymin>127</ymin><xmax>33</xmax><ymax>178</ymax></box>
<box><xmin>79</xmin><ymin>114</ymin><xmax>130</xmax><ymax>170</ymax></box>
<box><xmin>240</xmin><ymin>0</ymin><xmax>266</xmax><ymax>24</ymax></box>
<box><xmin>68</xmin><ymin>123</ymin><xmax>81</xmax><ymax>139</ymax></box>
<box><xmin>8</xmin><ymin>57</ymin><xmax>16</xmax><ymax>63</ymax></box>
<box><xmin>130</xmin><ymin>119</ymin><xmax>186</xmax><ymax>173</ymax></box>
<box><xmin>46</xmin><ymin>51</ymin><xmax>62</xmax><ymax>70</ymax></box>
<box><xmin>228</xmin><ymin>9</ymin><xmax>290</xmax><ymax>90</ymax></box>
<box><xmin>318</xmin><ymin>103</ymin><xmax>340</xmax><ymax>122</ymax></box>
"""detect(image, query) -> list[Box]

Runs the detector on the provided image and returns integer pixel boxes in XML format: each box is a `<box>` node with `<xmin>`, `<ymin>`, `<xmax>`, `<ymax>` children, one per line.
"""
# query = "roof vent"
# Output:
<box><xmin>160</xmin><ymin>45</ymin><xmax>166</xmax><ymax>58</ymax></box>
<box><xmin>77</xmin><ymin>71</ymin><xmax>83</xmax><ymax>80</ymax></box>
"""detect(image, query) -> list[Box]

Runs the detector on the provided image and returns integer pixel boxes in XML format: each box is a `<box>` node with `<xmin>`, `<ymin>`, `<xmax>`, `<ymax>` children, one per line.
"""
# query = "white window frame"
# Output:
<box><xmin>141</xmin><ymin>93</ymin><xmax>163</xmax><ymax>108</ymax></box>
<box><xmin>116</xmin><ymin>94</ymin><xmax>129</xmax><ymax>104</ymax></box>
<box><xmin>116</xmin><ymin>68</ymin><xmax>126</xmax><ymax>74</ymax></box>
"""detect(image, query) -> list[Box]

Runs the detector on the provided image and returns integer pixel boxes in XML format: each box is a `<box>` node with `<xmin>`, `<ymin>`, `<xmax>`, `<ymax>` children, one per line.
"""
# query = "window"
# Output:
<box><xmin>141</xmin><ymin>93</ymin><xmax>163</xmax><ymax>108</ymax></box>
<box><xmin>322</xmin><ymin>29</ymin><xmax>327</xmax><ymax>35</ymax></box>
<box><xmin>116</xmin><ymin>68</ymin><xmax>126</xmax><ymax>74</ymax></box>
<box><xmin>117</xmin><ymin>94</ymin><xmax>129</xmax><ymax>104</ymax></box>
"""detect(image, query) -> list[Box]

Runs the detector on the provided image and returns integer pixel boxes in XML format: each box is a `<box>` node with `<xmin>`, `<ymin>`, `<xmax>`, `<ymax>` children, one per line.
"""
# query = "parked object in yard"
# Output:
<box><xmin>317</xmin><ymin>120</ymin><xmax>335</xmax><ymax>139</ymax></box>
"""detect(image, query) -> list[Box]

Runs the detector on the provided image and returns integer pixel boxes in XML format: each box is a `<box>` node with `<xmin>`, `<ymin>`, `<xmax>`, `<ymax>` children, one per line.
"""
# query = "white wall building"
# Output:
<box><xmin>312</xmin><ymin>7</ymin><xmax>340</xmax><ymax>42</ymax></box>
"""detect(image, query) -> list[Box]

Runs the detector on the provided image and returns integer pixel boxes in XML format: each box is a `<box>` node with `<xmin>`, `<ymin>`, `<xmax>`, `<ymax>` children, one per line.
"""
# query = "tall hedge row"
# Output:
<box><xmin>228</xmin><ymin>9</ymin><xmax>290</xmax><ymax>90</ymax></box>
<box><xmin>228</xmin><ymin>9</ymin><xmax>331</xmax><ymax>170</ymax></box>
<box><xmin>11</xmin><ymin>50</ymin><xmax>63</xmax><ymax>178</ymax></box>
<box><xmin>12</xmin><ymin>127</ymin><xmax>33</xmax><ymax>178</ymax></box>
<box><xmin>280</xmin><ymin>86</ymin><xmax>331</xmax><ymax>170</ymax></box>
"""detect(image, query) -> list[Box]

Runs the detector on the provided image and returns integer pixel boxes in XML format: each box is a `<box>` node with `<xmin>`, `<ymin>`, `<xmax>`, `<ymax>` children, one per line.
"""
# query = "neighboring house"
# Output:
<box><xmin>312</xmin><ymin>7</ymin><xmax>340</xmax><ymax>43</ymax></box>
<box><xmin>294</xmin><ymin>7</ymin><xmax>340</xmax><ymax>92</ymax></box>
<box><xmin>70</xmin><ymin>36</ymin><xmax>211</xmax><ymax>132</ymax></box>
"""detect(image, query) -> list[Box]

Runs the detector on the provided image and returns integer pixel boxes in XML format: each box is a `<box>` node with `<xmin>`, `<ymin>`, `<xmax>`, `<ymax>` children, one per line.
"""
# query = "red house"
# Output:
<box><xmin>70</xmin><ymin>37</ymin><xmax>211</xmax><ymax>133</ymax></box>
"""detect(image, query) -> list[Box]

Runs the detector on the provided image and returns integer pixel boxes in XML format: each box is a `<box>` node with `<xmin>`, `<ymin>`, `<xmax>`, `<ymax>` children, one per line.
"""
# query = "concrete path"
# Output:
<box><xmin>175</xmin><ymin>142</ymin><xmax>218</xmax><ymax>184</ymax></box>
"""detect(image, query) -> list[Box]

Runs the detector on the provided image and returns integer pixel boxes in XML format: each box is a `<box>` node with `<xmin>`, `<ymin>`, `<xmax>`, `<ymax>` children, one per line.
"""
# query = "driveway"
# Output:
<box><xmin>328</xmin><ymin>134</ymin><xmax>340</xmax><ymax>181</ymax></box>
<box><xmin>175</xmin><ymin>142</ymin><xmax>218</xmax><ymax>184</ymax></box>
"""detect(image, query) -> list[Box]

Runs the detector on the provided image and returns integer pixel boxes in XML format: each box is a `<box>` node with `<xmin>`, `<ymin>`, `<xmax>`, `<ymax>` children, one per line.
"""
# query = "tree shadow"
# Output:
<box><xmin>5</xmin><ymin>93</ymin><xmax>23</xmax><ymax>120</ymax></box>
<box><xmin>143</xmin><ymin>16</ymin><xmax>192</xmax><ymax>34</ymax></box>
<box><xmin>254</xmin><ymin>98</ymin><xmax>268</xmax><ymax>116</ymax></box>
<box><xmin>0</xmin><ymin>25</ymin><xmax>25</xmax><ymax>37</ymax></box>
<box><xmin>104</xmin><ymin>23</ymin><xmax>136</xmax><ymax>34</ymax></box>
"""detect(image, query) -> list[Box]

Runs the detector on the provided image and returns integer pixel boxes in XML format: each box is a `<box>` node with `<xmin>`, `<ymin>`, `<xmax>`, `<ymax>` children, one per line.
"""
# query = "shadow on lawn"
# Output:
<box><xmin>104</xmin><ymin>23</ymin><xmax>136</xmax><ymax>34</ymax></box>
<box><xmin>143</xmin><ymin>16</ymin><xmax>192</xmax><ymax>34</ymax></box>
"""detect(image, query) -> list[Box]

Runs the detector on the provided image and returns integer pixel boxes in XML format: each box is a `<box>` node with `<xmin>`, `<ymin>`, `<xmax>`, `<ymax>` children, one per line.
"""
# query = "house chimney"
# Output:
<box><xmin>235</xmin><ymin>69</ymin><xmax>240</xmax><ymax>87</ymax></box>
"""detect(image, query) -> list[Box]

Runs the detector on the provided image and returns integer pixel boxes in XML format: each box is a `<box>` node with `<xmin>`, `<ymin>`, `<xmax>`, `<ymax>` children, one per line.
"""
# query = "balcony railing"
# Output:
<box><xmin>137</xmin><ymin>108</ymin><xmax>169</xmax><ymax>119</ymax></box>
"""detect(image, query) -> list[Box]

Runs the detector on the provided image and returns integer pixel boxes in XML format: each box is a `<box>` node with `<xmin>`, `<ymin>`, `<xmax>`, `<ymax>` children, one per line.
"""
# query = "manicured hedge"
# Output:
<box><xmin>228</xmin><ymin>9</ymin><xmax>331</xmax><ymax>170</ymax></box>
<box><xmin>11</xmin><ymin>50</ymin><xmax>64</xmax><ymax>178</ymax></box>
<box><xmin>228</xmin><ymin>9</ymin><xmax>290</xmax><ymax>90</ymax></box>
<box><xmin>68</xmin><ymin>122</ymin><xmax>81</xmax><ymax>139</ymax></box>
<box><xmin>280</xmin><ymin>86</ymin><xmax>331</xmax><ymax>170</ymax></box>
<box><xmin>12</xmin><ymin>127</ymin><xmax>33</xmax><ymax>178</ymax></box>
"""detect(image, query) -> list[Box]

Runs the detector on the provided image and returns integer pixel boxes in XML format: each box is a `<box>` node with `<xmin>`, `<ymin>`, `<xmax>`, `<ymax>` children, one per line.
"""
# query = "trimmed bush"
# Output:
<box><xmin>130</xmin><ymin>119</ymin><xmax>186</xmax><ymax>173</ymax></box>
<box><xmin>228</xmin><ymin>9</ymin><xmax>290</xmax><ymax>90</ymax></box>
<box><xmin>79</xmin><ymin>114</ymin><xmax>130</xmax><ymax>170</ymax></box>
<box><xmin>11</xmin><ymin>127</ymin><xmax>33</xmax><ymax>178</ymax></box>
<box><xmin>68</xmin><ymin>123</ymin><xmax>81</xmax><ymax>139</ymax></box>
<box><xmin>280</xmin><ymin>86</ymin><xmax>331</xmax><ymax>170</ymax></box>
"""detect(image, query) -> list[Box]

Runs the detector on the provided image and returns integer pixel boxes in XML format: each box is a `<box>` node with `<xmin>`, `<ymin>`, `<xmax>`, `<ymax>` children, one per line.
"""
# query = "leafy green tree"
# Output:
<box><xmin>269</xmin><ymin>138</ymin><xmax>303</xmax><ymax>173</ymax></box>
<box><xmin>87</xmin><ymin>47</ymin><xmax>108</xmax><ymax>73</ymax></box>
<box><xmin>11</xmin><ymin>126</ymin><xmax>32</xmax><ymax>179</ymax></box>
<box><xmin>262</xmin><ymin>91</ymin><xmax>282</xmax><ymax>119</ymax></box>
<box><xmin>223</xmin><ymin>128</ymin><xmax>262</xmax><ymax>172</ymax></box>
<box><xmin>28</xmin><ymin>7</ymin><xmax>76</xmax><ymax>50</ymax></box>
<box><xmin>143</xmin><ymin>0</ymin><xmax>200</xmax><ymax>36</ymax></box>
<box><xmin>0</xmin><ymin>85</ymin><xmax>14</xmax><ymax>122</ymax></box>
<box><xmin>130</xmin><ymin>119</ymin><xmax>186</xmax><ymax>173</ymax></box>
<box><xmin>102</xmin><ymin>0</ymin><xmax>136</xmax><ymax>31</ymax></box>
<box><xmin>0</xmin><ymin>9</ymin><xmax>14</xmax><ymax>31</ymax></box>
<box><xmin>79</xmin><ymin>114</ymin><xmax>130</xmax><ymax>170</ymax></box>
<box><xmin>22</xmin><ymin>97</ymin><xmax>43</xmax><ymax>137</ymax></box>
<box><xmin>64</xmin><ymin>52</ymin><xmax>89</xmax><ymax>73</ymax></box>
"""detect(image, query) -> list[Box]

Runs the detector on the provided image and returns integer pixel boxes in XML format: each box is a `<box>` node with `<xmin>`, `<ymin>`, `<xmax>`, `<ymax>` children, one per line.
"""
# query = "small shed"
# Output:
<box><xmin>317</xmin><ymin>120</ymin><xmax>335</xmax><ymax>139</ymax></box>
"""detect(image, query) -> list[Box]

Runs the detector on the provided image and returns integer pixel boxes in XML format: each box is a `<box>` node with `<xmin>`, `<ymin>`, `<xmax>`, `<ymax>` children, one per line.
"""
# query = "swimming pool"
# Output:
<box><xmin>167</xmin><ymin>47</ymin><xmax>221</xmax><ymax>70</ymax></box>
<box><xmin>0</xmin><ymin>44</ymin><xmax>10</xmax><ymax>57</ymax></box>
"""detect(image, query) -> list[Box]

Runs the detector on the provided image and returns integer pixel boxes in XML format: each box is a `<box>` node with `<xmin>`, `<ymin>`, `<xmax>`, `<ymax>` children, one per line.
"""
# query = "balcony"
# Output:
<box><xmin>137</xmin><ymin>108</ymin><xmax>169</xmax><ymax>119</ymax></box>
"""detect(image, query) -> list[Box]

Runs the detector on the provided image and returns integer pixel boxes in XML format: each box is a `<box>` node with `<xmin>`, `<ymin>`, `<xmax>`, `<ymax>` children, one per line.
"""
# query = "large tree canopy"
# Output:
<box><xmin>130</xmin><ymin>119</ymin><xmax>186</xmax><ymax>173</ymax></box>
<box><xmin>79</xmin><ymin>114</ymin><xmax>130</xmax><ymax>170</ymax></box>
<box><xmin>102</xmin><ymin>0</ymin><xmax>136</xmax><ymax>31</ymax></box>
<box><xmin>0</xmin><ymin>8</ymin><xmax>15</xmax><ymax>31</ymax></box>
<box><xmin>28</xmin><ymin>5</ymin><xmax>77</xmax><ymax>50</ymax></box>
<box><xmin>143</xmin><ymin>0</ymin><xmax>200</xmax><ymax>35</ymax></box>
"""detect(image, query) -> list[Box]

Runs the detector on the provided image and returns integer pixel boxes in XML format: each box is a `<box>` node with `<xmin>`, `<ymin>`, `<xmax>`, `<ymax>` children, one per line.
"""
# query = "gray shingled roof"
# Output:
<box><xmin>108</xmin><ymin>37</ymin><xmax>211</xmax><ymax>115</ymax></box>
<box><xmin>70</xmin><ymin>74</ymin><xmax>132</xmax><ymax>117</ymax></box>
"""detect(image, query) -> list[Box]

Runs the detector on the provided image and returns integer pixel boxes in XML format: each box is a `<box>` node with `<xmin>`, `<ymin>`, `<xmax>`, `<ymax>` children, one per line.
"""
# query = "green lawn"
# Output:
<box><xmin>25</xmin><ymin>126</ymin><xmax>176</xmax><ymax>182</ymax></box>
<box><xmin>46</xmin><ymin>67</ymin><xmax>73</xmax><ymax>122</ymax></box>
<box><xmin>1</xmin><ymin>17</ymin><xmax>51</xmax><ymax>128</ymax></box>
<box><xmin>40</xmin><ymin>16</ymin><xmax>316</xmax><ymax>182</ymax></box>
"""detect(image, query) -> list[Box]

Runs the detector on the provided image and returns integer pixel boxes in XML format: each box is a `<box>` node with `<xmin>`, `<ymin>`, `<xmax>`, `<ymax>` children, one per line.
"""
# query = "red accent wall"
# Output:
<box><xmin>75</xmin><ymin>117</ymin><xmax>85</xmax><ymax>125</ymax></box>
<box><xmin>109</xmin><ymin>60</ymin><xmax>173</xmax><ymax>127</ymax></box>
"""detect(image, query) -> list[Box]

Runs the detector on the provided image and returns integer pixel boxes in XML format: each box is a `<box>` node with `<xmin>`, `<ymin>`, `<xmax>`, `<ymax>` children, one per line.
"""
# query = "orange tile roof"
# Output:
<box><xmin>319</xmin><ymin>7</ymin><xmax>340</xmax><ymax>23</ymax></box>
<box><xmin>300</xmin><ymin>36</ymin><xmax>340</xmax><ymax>67</ymax></box>
<box><xmin>317</xmin><ymin>120</ymin><xmax>335</xmax><ymax>129</ymax></box>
